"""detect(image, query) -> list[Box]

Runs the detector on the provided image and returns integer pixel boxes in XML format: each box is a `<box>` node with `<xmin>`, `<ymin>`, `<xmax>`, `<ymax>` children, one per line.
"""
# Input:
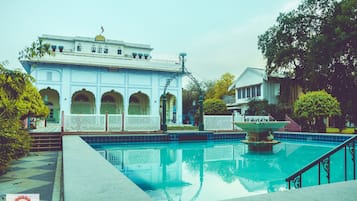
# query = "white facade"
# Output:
<box><xmin>227</xmin><ymin>67</ymin><xmax>282</xmax><ymax>114</ymax></box>
<box><xmin>21</xmin><ymin>34</ymin><xmax>183</xmax><ymax>126</ymax></box>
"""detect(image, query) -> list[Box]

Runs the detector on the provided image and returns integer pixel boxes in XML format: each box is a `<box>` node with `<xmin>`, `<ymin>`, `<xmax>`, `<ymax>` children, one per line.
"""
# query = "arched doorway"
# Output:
<box><xmin>160</xmin><ymin>93</ymin><xmax>177</xmax><ymax>124</ymax></box>
<box><xmin>101</xmin><ymin>91</ymin><xmax>123</xmax><ymax>114</ymax></box>
<box><xmin>71</xmin><ymin>90</ymin><xmax>95</xmax><ymax>114</ymax></box>
<box><xmin>128</xmin><ymin>92</ymin><xmax>150</xmax><ymax>115</ymax></box>
<box><xmin>39</xmin><ymin>88</ymin><xmax>60</xmax><ymax>123</ymax></box>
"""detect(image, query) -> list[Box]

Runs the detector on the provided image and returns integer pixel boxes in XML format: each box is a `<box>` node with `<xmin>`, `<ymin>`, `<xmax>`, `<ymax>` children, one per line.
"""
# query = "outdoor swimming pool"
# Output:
<box><xmin>89</xmin><ymin>138</ymin><xmax>354</xmax><ymax>201</ymax></box>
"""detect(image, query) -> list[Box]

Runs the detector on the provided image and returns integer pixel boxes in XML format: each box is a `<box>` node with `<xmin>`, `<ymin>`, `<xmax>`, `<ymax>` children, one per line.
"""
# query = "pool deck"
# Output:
<box><xmin>224</xmin><ymin>180</ymin><xmax>357</xmax><ymax>201</ymax></box>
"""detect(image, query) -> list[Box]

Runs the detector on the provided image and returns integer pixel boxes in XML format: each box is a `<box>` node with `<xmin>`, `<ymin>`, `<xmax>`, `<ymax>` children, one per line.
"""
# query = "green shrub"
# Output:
<box><xmin>341</xmin><ymin>128</ymin><xmax>355</xmax><ymax>134</ymax></box>
<box><xmin>326</xmin><ymin>127</ymin><xmax>340</xmax><ymax>133</ymax></box>
<box><xmin>0</xmin><ymin>119</ymin><xmax>31</xmax><ymax>175</ymax></box>
<box><xmin>203</xmin><ymin>98</ymin><xmax>229</xmax><ymax>115</ymax></box>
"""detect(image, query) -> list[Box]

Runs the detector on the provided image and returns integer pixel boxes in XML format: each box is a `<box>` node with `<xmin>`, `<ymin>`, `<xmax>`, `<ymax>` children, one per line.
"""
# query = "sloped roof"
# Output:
<box><xmin>228</xmin><ymin>67</ymin><xmax>285</xmax><ymax>90</ymax></box>
<box><xmin>228</xmin><ymin>67</ymin><xmax>265</xmax><ymax>91</ymax></box>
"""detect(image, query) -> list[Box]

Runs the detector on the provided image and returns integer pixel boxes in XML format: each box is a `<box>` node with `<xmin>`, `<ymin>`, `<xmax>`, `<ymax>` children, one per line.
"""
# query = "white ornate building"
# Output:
<box><xmin>21</xmin><ymin>34</ymin><xmax>183</xmax><ymax>130</ymax></box>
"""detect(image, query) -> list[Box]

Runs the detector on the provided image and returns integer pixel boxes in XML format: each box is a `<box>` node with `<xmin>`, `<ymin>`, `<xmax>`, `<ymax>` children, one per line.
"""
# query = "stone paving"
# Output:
<box><xmin>0</xmin><ymin>152</ymin><xmax>61</xmax><ymax>201</ymax></box>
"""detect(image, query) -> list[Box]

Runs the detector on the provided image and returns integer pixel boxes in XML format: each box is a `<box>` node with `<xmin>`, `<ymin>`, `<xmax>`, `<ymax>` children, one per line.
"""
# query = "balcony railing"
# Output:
<box><xmin>286</xmin><ymin>135</ymin><xmax>357</xmax><ymax>189</ymax></box>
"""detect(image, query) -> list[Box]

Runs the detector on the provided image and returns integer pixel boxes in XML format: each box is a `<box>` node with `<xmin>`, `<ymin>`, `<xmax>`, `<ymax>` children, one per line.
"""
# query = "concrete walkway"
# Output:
<box><xmin>224</xmin><ymin>180</ymin><xmax>357</xmax><ymax>201</ymax></box>
<box><xmin>0</xmin><ymin>152</ymin><xmax>62</xmax><ymax>201</ymax></box>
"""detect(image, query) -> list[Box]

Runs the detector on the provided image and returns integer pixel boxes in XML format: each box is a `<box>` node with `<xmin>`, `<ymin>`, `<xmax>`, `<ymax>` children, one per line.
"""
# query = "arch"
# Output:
<box><xmin>100</xmin><ymin>91</ymin><xmax>123</xmax><ymax>114</ymax></box>
<box><xmin>71</xmin><ymin>90</ymin><xmax>95</xmax><ymax>114</ymax></box>
<box><xmin>39</xmin><ymin>88</ymin><xmax>60</xmax><ymax>123</ymax></box>
<box><xmin>128</xmin><ymin>92</ymin><xmax>150</xmax><ymax>115</ymax></box>
<box><xmin>160</xmin><ymin>93</ymin><xmax>177</xmax><ymax>124</ymax></box>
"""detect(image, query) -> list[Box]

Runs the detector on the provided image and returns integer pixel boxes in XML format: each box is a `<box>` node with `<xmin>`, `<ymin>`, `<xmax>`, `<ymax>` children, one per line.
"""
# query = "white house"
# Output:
<box><xmin>21</xmin><ymin>34</ymin><xmax>183</xmax><ymax>130</ymax></box>
<box><xmin>227</xmin><ymin>67</ymin><xmax>284</xmax><ymax>114</ymax></box>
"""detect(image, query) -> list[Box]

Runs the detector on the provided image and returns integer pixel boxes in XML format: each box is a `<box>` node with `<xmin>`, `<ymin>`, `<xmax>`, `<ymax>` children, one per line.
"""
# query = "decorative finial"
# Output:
<box><xmin>100</xmin><ymin>26</ymin><xmax>104</xmax><ymax>34</ymax></box>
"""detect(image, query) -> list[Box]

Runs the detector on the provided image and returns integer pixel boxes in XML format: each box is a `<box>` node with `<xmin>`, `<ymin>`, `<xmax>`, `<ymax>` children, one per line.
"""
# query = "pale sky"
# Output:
<box><xmin>0</xmin><ymin>0</ymin><xmax>301</xmax><ymax>85</ymax></box>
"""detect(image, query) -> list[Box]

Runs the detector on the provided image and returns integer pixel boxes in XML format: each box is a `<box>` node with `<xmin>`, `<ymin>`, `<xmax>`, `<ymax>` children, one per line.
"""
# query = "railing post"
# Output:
<box><xmin>345</xmin><ymin>146</ymin><xmax>347</xmax><ymax>181</ymax></box>
<box><xmin>61</xmin><ymin>111</ymin><xmax>64</xmax><ymax>134</ymax></box>
<box><xmin>122</xmin><ymin>112</ymin><xmax>125</xmax><ymax>132</ymax></box>
<box><xmin>105</xmin><ymin>112</ymin><xmax>108</xmax><ymax>132</ymax></box>
<box><xmin>318</xmin><ymin>162</ymin><xmax>321</xmax><ymax>185</ymax></box>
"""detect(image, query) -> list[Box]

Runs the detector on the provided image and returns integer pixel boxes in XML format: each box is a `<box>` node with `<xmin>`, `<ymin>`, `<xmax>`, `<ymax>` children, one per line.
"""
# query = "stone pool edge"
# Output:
<box><xmin>62</xmin><ymin>135</ymin><xmax>153</xmax><ymax>201</ymax></box>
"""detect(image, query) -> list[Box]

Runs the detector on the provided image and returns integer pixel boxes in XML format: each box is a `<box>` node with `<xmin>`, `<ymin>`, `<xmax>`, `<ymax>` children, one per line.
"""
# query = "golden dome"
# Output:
<box><xmin>95</xmin><ymin>34</ymin><xmax>105</xmax><ymax>41</ymax></box>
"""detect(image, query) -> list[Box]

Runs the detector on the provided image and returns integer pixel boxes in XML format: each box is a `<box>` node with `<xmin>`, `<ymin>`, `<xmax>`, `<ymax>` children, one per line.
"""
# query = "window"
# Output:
<box><xmin>247</xmin><ymin>87</ymin><xmax>251</xmax><ymax>98</ymax></box>
<box><xmin>51</xmin><ymin>45</ymin><xmax>56</xmax><ymax>52</ymax></box>
<box><xmin>98</xmin><ymin>46</ymin><xmax>102</xmax><ymax>53</ymax></box>
<box><xmin>58</xmin><ymin>46</ymin><xmax>64</xmax><ymax>52</ymax></box>
<box><xmin>76</xmin><ymin>44</ymin><xmax>81</xmax><ymax>52</ymax></box>
<box><xmin>252</xmin><ymin>86</ymin><xmax>256</xmax><ymax>97</ymax></box>
<box><xmin>46</xmin><ymin>72</ymin><xmax>52</xmax><ymax>81</ymax></box>
<box><xmin>117</xmin><ymin>49</ymin><xmax>122</xmax><ymax>55</ymax></box>
<box><xmin>242</xmin><ymin>87</ymin><xmax>246</xmax><ymax>98</ymax></box>
<box><xmin>237</xmin><ymin>88</ymin><xmax>241</xmax><ymax>99</ymax></box>
<box><xmin>104</xmin><ymin>47</ymin><xmax>108</xmax><ymax>54</ymax></box>
<box><xmin>129</xmin><ymin>96</ymin><xmax>139</xmax><ymax>103</ymax></box>
<box><xmin>101</xmin><ymin>95</ymin><xmax>115</xmax><ymax>103</ymax></box>
<box><xmin>74</xmin><ymin>94</ymin><xmax>89</xmax><ymax>102</ymax></box>
<box><xmin>256</xmin><ymin>85</ymin><xmax>261</xmax><ymax>96</ymax></box>
<box><xmin>91</xmin><ymin>46</ymin><xmax>96</xmax><ymax>53</ymax></box>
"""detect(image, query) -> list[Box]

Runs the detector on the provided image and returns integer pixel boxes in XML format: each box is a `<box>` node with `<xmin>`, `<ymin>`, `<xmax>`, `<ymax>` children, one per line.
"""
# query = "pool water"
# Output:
<box><xmin>91</xmin><ymin>140</ymin><xmax>350</xmax><ymax>201</ymax></box>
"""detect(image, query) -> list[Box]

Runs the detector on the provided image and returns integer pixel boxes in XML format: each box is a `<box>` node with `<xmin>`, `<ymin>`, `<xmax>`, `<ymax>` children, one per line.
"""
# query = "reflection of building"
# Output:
<box><xmin>227</xmin><ymin>67</ymin><xmax>301</xmax><ymax>114</ymax></box>
<box><xmin>21</xmin><ymin>34</ymin><xmax>182</xmax><ymax>124</ymax></box>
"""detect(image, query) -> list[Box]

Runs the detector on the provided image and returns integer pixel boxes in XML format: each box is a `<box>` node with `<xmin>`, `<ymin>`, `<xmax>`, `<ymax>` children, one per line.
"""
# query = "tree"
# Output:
<box><xmin>0</xmin><ymin>64</ymin><xmax>49</xmax><ymax>174</ymax></box>
<box><xmin>258</xmin><ymin>0</ymin><xmax>356</xmax><ymax>125</ymax></box>
<box><xmin>18</xmin><ymin>39</ymin><xmax>52</xmax><ymax>60</ymax></box>
<box><xmin>203</xmin><ymin>99</ymin><xmax>229</xmax><ymax>115</ymax></box>
<box><xmin>204</xmin><ymin>73</ymin><xmax>235</xmax><ymax>100</ymax></box>
<box><xmin>294</xmin><ymin>90</ymin><xmax>341</xmax><ymax>132</ymax></box>
<box><xmin>245</xmin><ymin>99</ymin><xmax>292</xmax><ymax>120</ymax></box>
<box><xmin>1</xmin><ymin>38</ymin><xmax>52</xmax><ymax>174</ymax></box>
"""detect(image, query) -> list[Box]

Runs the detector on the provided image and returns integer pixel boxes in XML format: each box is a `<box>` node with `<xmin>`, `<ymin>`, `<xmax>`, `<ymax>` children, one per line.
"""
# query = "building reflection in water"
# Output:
<box><xmin>96</xmin><ymin>141</ymin><xmax>332</xmax><ymax>201</ymax></box>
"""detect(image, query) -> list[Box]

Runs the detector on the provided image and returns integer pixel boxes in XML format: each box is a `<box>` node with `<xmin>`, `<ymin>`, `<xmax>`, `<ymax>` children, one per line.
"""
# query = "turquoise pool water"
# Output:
<box><xmin>91</xmin><ymin>140</ymin><xmax>351</xmax><ymax>201</ymax></box>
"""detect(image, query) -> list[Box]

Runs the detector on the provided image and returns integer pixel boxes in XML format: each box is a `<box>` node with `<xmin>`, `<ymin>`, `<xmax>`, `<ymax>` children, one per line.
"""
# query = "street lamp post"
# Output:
<box><xmin>161</xmin><ymin>94</ymin><xmax>167</xmax><ymax>131</ymax></box>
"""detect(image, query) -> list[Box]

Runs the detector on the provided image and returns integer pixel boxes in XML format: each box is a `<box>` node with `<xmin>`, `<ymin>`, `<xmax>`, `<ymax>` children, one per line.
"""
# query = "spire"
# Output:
<box><xmin>95</xmin><ymin>26</ymin><xmax>105</xmax><ymax>41</ymax></box>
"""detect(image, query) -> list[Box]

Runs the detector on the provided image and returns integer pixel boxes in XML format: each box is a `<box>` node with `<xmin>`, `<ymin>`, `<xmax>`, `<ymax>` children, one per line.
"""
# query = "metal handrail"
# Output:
<box><xmin>286</xmin><ymin>135</ymin><xmax>357</xmax><ymax>189</ymax></box>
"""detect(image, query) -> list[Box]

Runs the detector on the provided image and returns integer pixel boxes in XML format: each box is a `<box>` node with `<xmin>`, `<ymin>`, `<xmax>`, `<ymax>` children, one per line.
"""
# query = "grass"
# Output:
<box><xmin>326</xmin><ymin>127</ymin><xmax>355</xmax><ymax>134</ymax></box>
<box><xmin>168</xmin><ymin>125</ymin><xmax>198</xmax><ymax>130</ymax></box>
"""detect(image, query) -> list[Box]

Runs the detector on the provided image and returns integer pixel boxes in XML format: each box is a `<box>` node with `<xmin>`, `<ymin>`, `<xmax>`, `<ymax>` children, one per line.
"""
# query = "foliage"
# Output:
<box><xmin>0</xmin><ymin>64</ymin><xmax>48</xmax><ymax>175</ymax></box>
<box><xmin>203</xmin><ymin>99</ymin><xmax>229</xmax><ymax>115</ymax></box>
<box><xmin>294</xmin><ymin>90</ymin><xmax>341</xmax><ymax>132</ymax></box>
<box><xmin>0</xmin><ymin>65</ymin><xmax>49</xmax><ymax>119</ymax></box>
<box><xmin>258</xmin><ymin>0</ymin><xmax>357</xmax><ymax>125</ymax></box>
<box><xmin>245</xmin><ymin>100</ymin><xmax>270</xmax><ymax>116</ymax></box>
<box><xmin>245</xmin><ymin>99</ymin><xmax>292</xmax><ymax>120</ymax></box>
<box><xmin>204</xmin><ymin>73</ymin><xmax>235</xmax><ymax>100</ymax></box>
<box><xmin>18</xmin><ymin>39</ymin><xmax>52</xmax><ymax>60</ymax></box>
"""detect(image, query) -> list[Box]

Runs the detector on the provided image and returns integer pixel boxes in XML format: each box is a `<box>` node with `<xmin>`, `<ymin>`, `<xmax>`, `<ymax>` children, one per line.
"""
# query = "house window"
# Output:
<box><xmin>117</xmin><ymin>49</ymin><xmax>122</xmax><ymax>55</ymax></box>
<box><xmin>91</xmin><ymin>46</ymin><xmax>96</xmax><ymax>53</ymax></box>
<box><xmin>256</xmin><ymin>85</ymin><xmax>261</xmax><ymax>96</ymax></box>
<box><xmin>237</xmin><ymin>88</ymin><xmax>241</xmax><ymax>99</ymax></box>
<box><xmin>51</xmin><ymin>45</ymin><xmax>56</xmax><ymax>52</ymax></box>
<box><xmin>58</xmin><ymin>46</ymin><xmax>64</xmax><ymax>52</ymax></box>
<box><xmin>77</xmin><ymin>44</ymin><xmax>82</xmax><ymax>52</ymax></box>
<box><xmin>104</xmin><ymin>47</ymin><xmax>108</xmax><ymax>54</ymax></box>
<box><xmin>242</xmin><ymin>87</ymin><xmax>246</xmax><ymax>98</ymax></box>
<box><xmin>252</xmin><ymin>86</ymin><xmax>256</xmax><ymax>97</ymax></box>
<box><xmin>98</xmin><ymin>46</ymin><xmax>102</xmax><ymax>53</ymax></box>
<box><xmin>247</xmin><ymin>87</ymin><xmax>251</xmax><ymax>98</ymax></box>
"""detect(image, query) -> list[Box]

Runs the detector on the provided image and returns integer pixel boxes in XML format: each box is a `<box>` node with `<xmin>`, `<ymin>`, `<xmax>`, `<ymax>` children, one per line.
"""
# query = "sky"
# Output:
<box><xmin>0</xmin><ymin>0</ymin><xmax>301</xmax><ymax>85</ymax></box>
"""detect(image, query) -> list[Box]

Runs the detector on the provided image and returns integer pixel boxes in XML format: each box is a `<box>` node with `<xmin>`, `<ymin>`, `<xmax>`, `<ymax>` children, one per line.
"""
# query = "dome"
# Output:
<box><xmin>95</xmin><ymin>34</ymin><xmax>105</xmax><ymax>41</ymax></box>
